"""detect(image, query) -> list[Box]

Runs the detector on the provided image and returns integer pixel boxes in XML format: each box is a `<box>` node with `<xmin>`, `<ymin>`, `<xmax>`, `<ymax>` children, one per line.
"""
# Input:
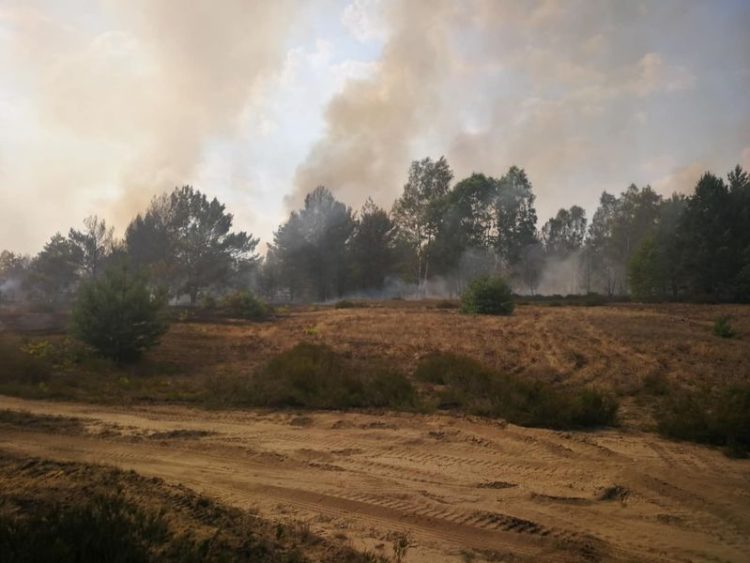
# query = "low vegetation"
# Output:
<box><xmin>415</xmin><ymin>352</ymin><xmax>617</xmax><ymax>429</ymax></box>
<box><xmin>0</xmin><ymin>335</ymin><xmax>52</xmax><ymax>386</ymax></box>
<box><xmin>2</xmin><ymin>303</ymin><xmax>749</xmax><ymax>452</ymax></box>
<box><xmin>461</xmin><ymin>276</ymin><xmax>515</xmax><ymax>315</ymax></box>
<box><xmin>516</xmin><ymin>293</ymin><xmax>613</xmax><ymax>307</ymax></box>
<box><xmin>220</xmin><ymin>290</ymin><xmax>272</xmax><ymax>321</ymax></box>
<box><xmin>713</xmin><ymin>316</ymin><xmax>737</xmax><ymax>338</ymax></box>
<box><xmin>0</xmin><ymin>454</ymin><xmax>385</xmax><ymax>563</ymax></box>
<box><xmin>655</xmin><ymin>385</ymin><xmax>750</xmax><ymax>457</ymax></box>
<box><xmin>215</xmin><ymin>343</ymin><xmax>418</xmax><ymax>411</ymax></box>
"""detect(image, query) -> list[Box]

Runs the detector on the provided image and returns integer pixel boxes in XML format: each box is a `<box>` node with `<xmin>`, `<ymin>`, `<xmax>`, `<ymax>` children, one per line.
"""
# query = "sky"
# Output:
<box><xmin>1</xmin><ymin>0</ymin><xmax>749</xmax><ymax>254</ymax></box>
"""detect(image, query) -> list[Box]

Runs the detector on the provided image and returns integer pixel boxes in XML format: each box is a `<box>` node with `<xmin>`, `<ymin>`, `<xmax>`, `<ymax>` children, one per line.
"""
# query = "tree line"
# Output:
<box><xmin>1</xmin><ymin>158</ymin><xmax>749</xmax><ymax>306</ymax></box>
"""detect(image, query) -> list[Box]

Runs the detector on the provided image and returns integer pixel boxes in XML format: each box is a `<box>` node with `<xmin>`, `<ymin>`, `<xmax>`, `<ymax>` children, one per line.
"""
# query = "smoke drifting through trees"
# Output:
<box><xmin>2</xmin><ymin>157</ymin><xmax>750</xmax><ymax>306</ymax></box>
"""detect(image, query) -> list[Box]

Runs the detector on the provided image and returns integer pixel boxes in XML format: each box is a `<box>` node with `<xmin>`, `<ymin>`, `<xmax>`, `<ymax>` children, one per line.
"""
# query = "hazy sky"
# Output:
<box><xmin>1</xmin><ymin>0</ymin><xmax>749</xmax><ymax>254</ymax></box>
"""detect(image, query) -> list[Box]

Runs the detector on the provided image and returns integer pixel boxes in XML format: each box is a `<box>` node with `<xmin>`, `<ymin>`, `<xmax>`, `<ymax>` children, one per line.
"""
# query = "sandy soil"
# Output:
<box><xmin>1</xmin><ymin>395</ymin><xmax>748</xmax><ymax>562</ymax></box>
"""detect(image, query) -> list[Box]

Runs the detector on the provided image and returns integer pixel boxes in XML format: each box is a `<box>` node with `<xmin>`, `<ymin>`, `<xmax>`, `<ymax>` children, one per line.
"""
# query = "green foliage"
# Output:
<box><xmin>713</xmin><ymin>316</ymin><xmax>737</xmax><ymax>338</ymax></box>
<box><xmin>494</xmin><ymin>166</ymin><xmax>539</xmax><ymax>266</ymax></box>
<box><xmin>269</xmin><ymin>187</ymin><xmax>355</xmax><ymax>302</ymax></box>
<box><xmin>461</xmin><ymin>276</ymin><xmax>514</xmax><ymax>315</ymax></box>
<box><xmin>334</xmin><ymin>299</ymin><xmax>357</xmax><ymax>309</ymax></box>
<box><xmin>392</xmin><ymin>156</ymin><xmax>454</xmax><ymax>285</ymax></box>
<box><xmin>415</xmin><ymin>352</ymin><xmax>617</xmax><ymax>429</ymax></box>
<box><xmin>350</xmin><ymin>198</ymin><xmax>398</xmax><ymax>292</ymax></box>
<box><xmin>541</xmin><ymin>206</ymin><xmax>587</xmax><ymax>257</ymax></box>
<box><xmin>68</xmin><ymin>215</ymin><xmax>115</xmax><ymax>280</ymax></box>
<box><xmin>628</xmin><ymin>237</ymin><xmax>662</xmax><ymax>300</ymax></box>
<box><xmin>25</xmin><ymin>233</ymin><xmax>82</xmax><ymax>305</ymax></box>
<box><xmin>221</xmin><ymin>290</ymin><xmax>272</xmax><ymax>320</ymax></box>
<box><xmin>655</xmin><ymin>386</ymin><xmax>750</xmax><ymax>456</ymax></box>
<box><xmin>72</xmin><ymin>265</ymin><xmax>168</xmax><ymax>363</ymax></box>
<box><xmin>199</xmin><ymin>294</ymin><xmax>217</xmax><ymax>310</ymax></box>
<box><xmin>126</xmin><ymin>186</ymin><xmax>259</xmax><ymax>304</ymax></box>
<box><xmin>243</xmin><ymin>343</ymin><xmax>417</xmax><ymax>410</ymax></box>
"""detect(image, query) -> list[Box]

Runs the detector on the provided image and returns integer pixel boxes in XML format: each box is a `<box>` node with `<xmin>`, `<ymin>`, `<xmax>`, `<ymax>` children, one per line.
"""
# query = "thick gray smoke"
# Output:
<box><xmin>291</xmin><ymin>0</ymin><xmax>458</xmax><ymax>209</ymax></box>
<box><xmin>292</xmin><ymin>0</ymin><xmax>749</xmax><ymax>226</ymax></box>
<box><xmin>536</xmin><ymin>251</ymin><xmax>585</xmax><ymax>295</ymax></box>
<box><xmin>1</xmin><ymin>0</ymin><xmax>296</xmax><ymax>246</ymax></box>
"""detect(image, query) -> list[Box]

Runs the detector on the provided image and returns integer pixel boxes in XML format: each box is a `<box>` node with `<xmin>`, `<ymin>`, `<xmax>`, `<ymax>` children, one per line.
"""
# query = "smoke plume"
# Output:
<box><xmin>291</xmin><ymin>0</ymin><xmax>458</xmax><ymax>209</ymax></box>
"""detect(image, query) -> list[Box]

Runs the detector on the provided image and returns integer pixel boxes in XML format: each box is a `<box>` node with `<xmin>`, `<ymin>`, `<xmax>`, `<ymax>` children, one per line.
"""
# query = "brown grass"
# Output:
<box><xmin>2</xmin><ymin>302</ymin><xmax>749</xmax><ymax>429</ymax></box>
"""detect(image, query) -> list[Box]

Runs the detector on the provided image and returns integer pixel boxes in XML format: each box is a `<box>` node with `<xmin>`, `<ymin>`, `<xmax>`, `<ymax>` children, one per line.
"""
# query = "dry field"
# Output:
<box><xmin>161</xmin><ymin>301</ymin><xmax>750</xmax><ymax>385</ymax></box>
<box><xmin>156</xmin><ymin>302</ymin><xmax>750</xmax><ymax>425</ymax></box>
<box><xmin>1</xmin><ymin>302</ymin><xmax>750</xmax><ymax>561</ymax></box>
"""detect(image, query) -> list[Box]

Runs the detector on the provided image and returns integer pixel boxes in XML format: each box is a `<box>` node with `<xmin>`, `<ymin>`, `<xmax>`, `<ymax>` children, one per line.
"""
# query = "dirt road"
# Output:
<box><xmin>1</xmin><ymin>395</ymin><xmax>748</xmax><ymax>562</ymax></box>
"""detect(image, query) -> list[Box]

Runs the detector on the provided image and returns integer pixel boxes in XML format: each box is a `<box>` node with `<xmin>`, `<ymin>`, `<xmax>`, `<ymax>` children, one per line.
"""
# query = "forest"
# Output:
<box><xmin>2</xmin><ymin>157</ymin><xmax>749</xmax><ymax>306</ymax></box>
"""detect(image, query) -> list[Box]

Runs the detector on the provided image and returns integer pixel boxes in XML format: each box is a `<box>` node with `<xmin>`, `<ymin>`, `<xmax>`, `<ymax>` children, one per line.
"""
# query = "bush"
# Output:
<box><xmin>0</xmin><ymin>335</ymin><xmax>51</xmax><ymax>385</ymax></box>
<box><xmin>221</xmin><ymin>290</ymin><xmax>272</xmax><ymax>320</ymax></box>
<box><xmin>656</xmin><ymin>385</ymin><xmax>750</xmax><ymax>456</ymax></box>
<box><xmin>415</xmin><ymin>352</ymin><xmax>617</xmax><ymax>429</ymax></box>
<box><xmin>0</xmin><ymin>493</ymin><xmax>168</xmax><ymax>563</ymax></box>
<box><xmin>199</xmin><ymin>294</ymin><xmax>217</xmax><ymax>310</ymax></box>
<box><xmin>713</xmin><ymin>316</ymin><xmax>737</xmax><ymax>338</ymax></box>
<box><xmin>72</xmin><ymin>265</ymin><xmax>168</xmax><ymax>363</ymax></box>
<box><xmin>245</xmin><ymin>343</ymin><xmax>417</xmax><ymax>410</ymax></box>
<box><xmin>461</xmin><ymin>276</ymin><xmax>514</xmax><ymax>315</ymax></box>
<box><xmin>334</xmin><ymin>300</ymin><xmax>356</xmax><ymax>309</ymax></box>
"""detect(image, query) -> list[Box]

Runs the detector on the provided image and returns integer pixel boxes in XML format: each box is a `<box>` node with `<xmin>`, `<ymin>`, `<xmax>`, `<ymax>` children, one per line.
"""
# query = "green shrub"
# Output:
<box><xmin>334</xmin><ymin>299</ymin><xmax>356</xmax><ymax>309</ymax></box>
<box><xmin>656</xmin><ymin>385</ymin><xmax>750</xmax><ymax>456</ymax></box>
<box><xmin>72</xmin><ymin>265</ymin><xmax>168</xmax><ymax>363</ymax></box>
<box><xmin>221</xmin><ymin>290</ymin><xmax>272</xmax><ymax>320</ymax></box>
<box><xmin>415</xmin><ymin>352</ymin><xmax>617</xmax><ymax>429</ymax></box>
<box><xmin>247</xmin><ymin>343</ymin><xmax>417</xmax><ymax>410</ymax></box>
<box><xmin>713</xmin><ymin>316</ymin><xmax>737</xmax><ymax>338</ymax></box>
<box><xmin>461</xmin><ymin>276</ymin><xmax>514</xmax><ymax>315</ymax></box>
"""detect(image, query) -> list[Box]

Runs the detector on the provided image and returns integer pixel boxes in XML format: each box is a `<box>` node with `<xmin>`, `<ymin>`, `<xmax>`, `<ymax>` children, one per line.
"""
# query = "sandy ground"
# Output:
<box><xmin>1</xmin><ymin>395</ymin><xmax>748</xmax><ymax>562</ymax></box>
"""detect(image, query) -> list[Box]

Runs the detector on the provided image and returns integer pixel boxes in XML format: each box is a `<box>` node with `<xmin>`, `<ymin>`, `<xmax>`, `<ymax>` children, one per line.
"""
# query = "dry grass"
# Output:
<box><xmin>1</xmin><ymin>302</ymin><xmax>749</xmax><ymax>429</ymax></box>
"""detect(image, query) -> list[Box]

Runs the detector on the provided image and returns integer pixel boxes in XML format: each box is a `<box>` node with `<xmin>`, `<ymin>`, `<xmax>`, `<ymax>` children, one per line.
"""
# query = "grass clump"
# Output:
<box><xmin>415</xmin><ymin>352</ymin><xmax>617</xmax><ymax>430</ymax></box>
<box><xmin>713</xmin><ymin>316</ymin><xmax>737</xmax><ymax>338</ymax></box>
<box><xmin>221</xmin><ymin>290</ymin><xmax>272</xmax><ymax>320</ymax></box>
<box><xmin>240</xmin><ymin>343</ymin><xmax>418</xmax><ymax>410</ymax></box>
<box><xmin>655</xmin><ymin>385</ymin><xmax>750</xmax><ymax>457</ymax></box>
<box><xmin>333</xmin><ymin>300</ymin><xmax>357</xmax><ymax>309</ymax></box>
<box><xmin>461</xmin><ymin>276</ymin><xmax>514</xmax><ymax>315</ymax></box>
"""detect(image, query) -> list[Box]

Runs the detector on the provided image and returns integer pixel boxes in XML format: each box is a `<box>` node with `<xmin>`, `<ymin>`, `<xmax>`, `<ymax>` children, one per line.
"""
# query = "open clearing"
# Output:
<box><xmin>1</xmin><ymin>394</ymin><xmax>749</xmax><ymax>562</ymax></box>
<box><xmin>1</xmin><ymin>303</ymin><xmax>750</xmax><ymax>561</ymax></box>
